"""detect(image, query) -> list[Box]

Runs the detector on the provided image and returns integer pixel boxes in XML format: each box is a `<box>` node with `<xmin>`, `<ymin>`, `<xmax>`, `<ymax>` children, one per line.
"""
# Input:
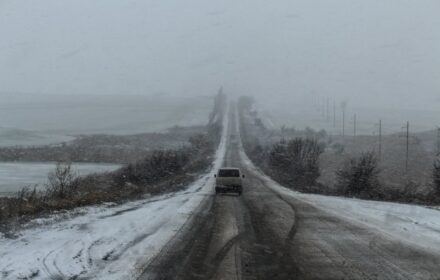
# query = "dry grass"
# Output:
<box><xmin>0</xmin><ymin>135</ymin><xmax>216</xmax><ymax>230</ymax></box>
<box><xmin>319</xmin><ymin>134</ymin><xmax>439</xmax><ymax>203</ymax></box>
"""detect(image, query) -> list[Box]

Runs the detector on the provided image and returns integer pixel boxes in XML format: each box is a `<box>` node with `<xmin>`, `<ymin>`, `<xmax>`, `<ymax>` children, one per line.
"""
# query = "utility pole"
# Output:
<box><xmin>405</xmin><ymin>121</ymin><xmax>409</xmax><ymax>172</ymax></box>
<box><xmin>353</xmin><ymin>114</ymin><xmax>357</xmax><ymax>142</ymax></box>
<box><xmin>341</xmin><ymin>101</ymin><xmax>347</xmax><ymax>139</ymax></box>
<box><xmin>342</xmin><ymin>110</ymin><xmax>345</xmax><ymax>138</ymax></box>
<box><xmin>326</xmin><ymin>98</ymin><xmax>330</xmax><ymax>121</ymax></box>
<box><xmin>378</xmin><ymin>120</ymin><xmax>382</xmax><ymax>160</ymax></box>
<box><xmin>437</xmin><ymin>127</ymin><xmax>440</xmax><ymax>156</ymax></box>
<box><xmin>319</xmin><ymin>97</ymin><xmax>323</xmax><ymax>117</ymax></box>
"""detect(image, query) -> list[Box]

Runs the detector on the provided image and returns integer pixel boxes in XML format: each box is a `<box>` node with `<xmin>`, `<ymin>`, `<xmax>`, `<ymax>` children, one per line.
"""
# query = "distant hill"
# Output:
<box><xmin>0</xmin><ymin>94</ymin><xmax>212</xmax><ymax>146</ymax></box>
<box><xmin>0</xmin><ymin>127</ymin><xmax>73</xmax><ymax>147</ymax></box>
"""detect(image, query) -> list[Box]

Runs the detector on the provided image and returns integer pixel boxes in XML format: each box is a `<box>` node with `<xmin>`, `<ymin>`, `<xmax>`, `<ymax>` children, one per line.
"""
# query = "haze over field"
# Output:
<box><xmin>0</xmin><ymin>94</ymin><xmax>212</xmax><ymax>146</ymax></box>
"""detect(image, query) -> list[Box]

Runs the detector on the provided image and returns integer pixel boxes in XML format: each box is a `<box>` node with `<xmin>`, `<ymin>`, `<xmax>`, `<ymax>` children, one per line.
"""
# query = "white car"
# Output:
<box><xmin>214</xmin><ymin>167</ymin><xmax>244</xmax><ymax>195</ymax></box>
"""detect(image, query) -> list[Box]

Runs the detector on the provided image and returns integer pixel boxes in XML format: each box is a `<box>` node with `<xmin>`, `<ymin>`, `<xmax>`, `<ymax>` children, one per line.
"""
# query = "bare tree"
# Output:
<box><xmin>47</xmin><ymin>162</ymin><xmax>77</xmax><ymax>198</ymax></box>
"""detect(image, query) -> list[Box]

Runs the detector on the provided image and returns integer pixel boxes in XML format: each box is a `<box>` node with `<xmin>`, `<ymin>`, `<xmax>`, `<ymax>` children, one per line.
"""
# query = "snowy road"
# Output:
<box><xmin>141</xmin><ymin>107</ymin><xmax>440</xmax><ymax>280</ymax></box>
<box><xmin>2</xmin><ymin>105</ymin><xmax>440</xmax><ymax>279</ymax></box>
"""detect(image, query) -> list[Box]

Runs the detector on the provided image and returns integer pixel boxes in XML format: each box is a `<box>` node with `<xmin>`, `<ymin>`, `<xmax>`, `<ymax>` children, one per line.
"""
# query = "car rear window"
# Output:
<box><xmin>218</xmin><ymin>169</ymin><xmax>240</xmax><ymax>177</ymax></box>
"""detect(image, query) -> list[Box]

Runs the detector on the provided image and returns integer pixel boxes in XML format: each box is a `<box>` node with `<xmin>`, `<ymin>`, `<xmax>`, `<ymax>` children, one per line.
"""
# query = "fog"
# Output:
<box><xmin>1</xmin><ymin>0</ymin><xmax>439</xmax><ymax>111</ymax></box>
<box><xmin>2</xmin><ymin>2</ymin><xmax>440</xmax><ymax>276</ymax></box>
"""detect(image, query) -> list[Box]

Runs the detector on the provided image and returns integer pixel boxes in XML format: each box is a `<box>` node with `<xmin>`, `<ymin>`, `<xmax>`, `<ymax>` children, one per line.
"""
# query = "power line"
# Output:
<box><xmin>326</xmin><ymin>97</ymin><xmax>330</xmax><ymax>121</ymax></box>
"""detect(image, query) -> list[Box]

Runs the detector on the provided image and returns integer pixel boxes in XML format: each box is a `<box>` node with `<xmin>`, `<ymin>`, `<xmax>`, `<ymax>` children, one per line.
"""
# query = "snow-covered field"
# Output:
<box><xmin>0</xmin><ymin>162</ymin><xmax>122</xmax><ymax>197</ymax></box>
<box><xmin>0</xmin><ymin>107</ymin><xmax>228</xmax><ymax>279</ymax></box>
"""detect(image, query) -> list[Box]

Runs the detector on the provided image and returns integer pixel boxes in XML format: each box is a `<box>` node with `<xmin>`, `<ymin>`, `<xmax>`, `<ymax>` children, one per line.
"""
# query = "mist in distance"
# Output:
<box><xmin>1</xmin><ymin>0</ymin><xmax>439</xmax><ymax>121</ymax></box>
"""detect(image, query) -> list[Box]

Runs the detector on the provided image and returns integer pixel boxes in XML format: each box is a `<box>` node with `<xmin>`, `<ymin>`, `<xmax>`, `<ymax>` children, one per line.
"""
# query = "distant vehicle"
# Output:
<box><xmin>214</xmin><ymin>167</ymin><xmax>244</xmax><ymax>195</ymax></box>
<box><xmin>230</xmin><ymin>134</ymin><xmax>238</xmax><ymax>144</ymax></box>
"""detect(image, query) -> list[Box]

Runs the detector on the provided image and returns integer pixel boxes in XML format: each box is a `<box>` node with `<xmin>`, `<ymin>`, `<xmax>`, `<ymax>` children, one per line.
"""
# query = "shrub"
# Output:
<box><xmin>250</xmin><ymin>144</ymin><xmax>267</xmax><ymax>164</ymax></box>
<box><xmin>268</xmin><ymin>141</ymin><xmax>291</xmax><ymax>175</ymax></box>
<box><xmin>47</xmin><ymin>162</ymin><xmax>78</xmax><ymax>199</ymax></box>
<box><xmin>16</xmin><ymin>186</ymin><xmax>39</xmax><ymax>202</ymax></box>
<box><xmin>189</xmin><ymin>134</ymin><xmax>209</xmax><ymax>150</ymax></box>
<box><xmin>268</xmin><ymin>138</ymin><xmax>324</xmax><ymax>188</ymax></box>
<box><xmin>336</xmin><ymin>152</ymin><xmax>380</xmax><ymax>198</ymax></box>
<box><xmin>116</xmin><ymin>148</ymin><xmax>194</xmax><ymax>186</ymax></box>
<box><xmin>331</xmin><ymin>142</ymin><xmax>345</xmax><ymax>155</ymax></box>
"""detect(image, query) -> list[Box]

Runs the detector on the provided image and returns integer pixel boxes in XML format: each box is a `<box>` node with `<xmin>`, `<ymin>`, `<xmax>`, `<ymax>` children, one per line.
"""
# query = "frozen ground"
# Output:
<box><xmin>0</xmin><ymin>106</ymin><xmax>228</xmax><ymax>280</ymax></box>
<box><xmin>0</xmin><ymin>162</ymin><xmax>122</xmax><ymax>197</ymax></box>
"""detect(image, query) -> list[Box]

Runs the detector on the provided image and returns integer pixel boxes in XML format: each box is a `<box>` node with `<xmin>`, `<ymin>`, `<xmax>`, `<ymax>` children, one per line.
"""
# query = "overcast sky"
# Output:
<box><xmin>0</xmin><ymin>0</ymin><xmax>439</xmax><ymax>110</ymax></box>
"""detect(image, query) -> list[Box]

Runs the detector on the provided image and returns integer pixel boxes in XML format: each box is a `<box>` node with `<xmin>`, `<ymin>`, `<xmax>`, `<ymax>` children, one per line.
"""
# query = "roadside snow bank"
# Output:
<box><xmin>0</xmin><ymin>108</ymin><xmax>229</xmax><ymax>280</ymax></box>
<box><xmin>240</xmin><ymin>138</ymin><xmax>440</xmax><ymax>255</ymax></box>
<box><xmin>292</xmin><ymin>192</ymin><xmax>440</xmax><ymax>255</ymax></box>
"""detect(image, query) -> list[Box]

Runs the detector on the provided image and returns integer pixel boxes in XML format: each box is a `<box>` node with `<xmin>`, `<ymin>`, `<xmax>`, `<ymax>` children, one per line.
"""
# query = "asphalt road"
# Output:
<box><xmin>141</xmin><ymin>109</ymin><xmax>440</xmax><ymax>280</ymax></box>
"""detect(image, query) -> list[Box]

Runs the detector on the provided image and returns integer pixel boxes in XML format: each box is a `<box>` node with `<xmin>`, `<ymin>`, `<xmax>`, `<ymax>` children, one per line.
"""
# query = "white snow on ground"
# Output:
<box><xmin>235</xmin><ymin>108</ymin><xmax>440</xmax><ymax>256</ymax></box>
<box><xmin>0</xmin><ymin>110</ymin><xmax>228</xmax><ymax>279</ymax></box>
<box><xmin>239</xmin><ymin>134</ymin><xmax>440</xmax><ymax>256</ymax></box>
<box><xmin>290</xmin><ymin>193</ymin><xmax>440</xmax><ymax>253</ymax></box>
